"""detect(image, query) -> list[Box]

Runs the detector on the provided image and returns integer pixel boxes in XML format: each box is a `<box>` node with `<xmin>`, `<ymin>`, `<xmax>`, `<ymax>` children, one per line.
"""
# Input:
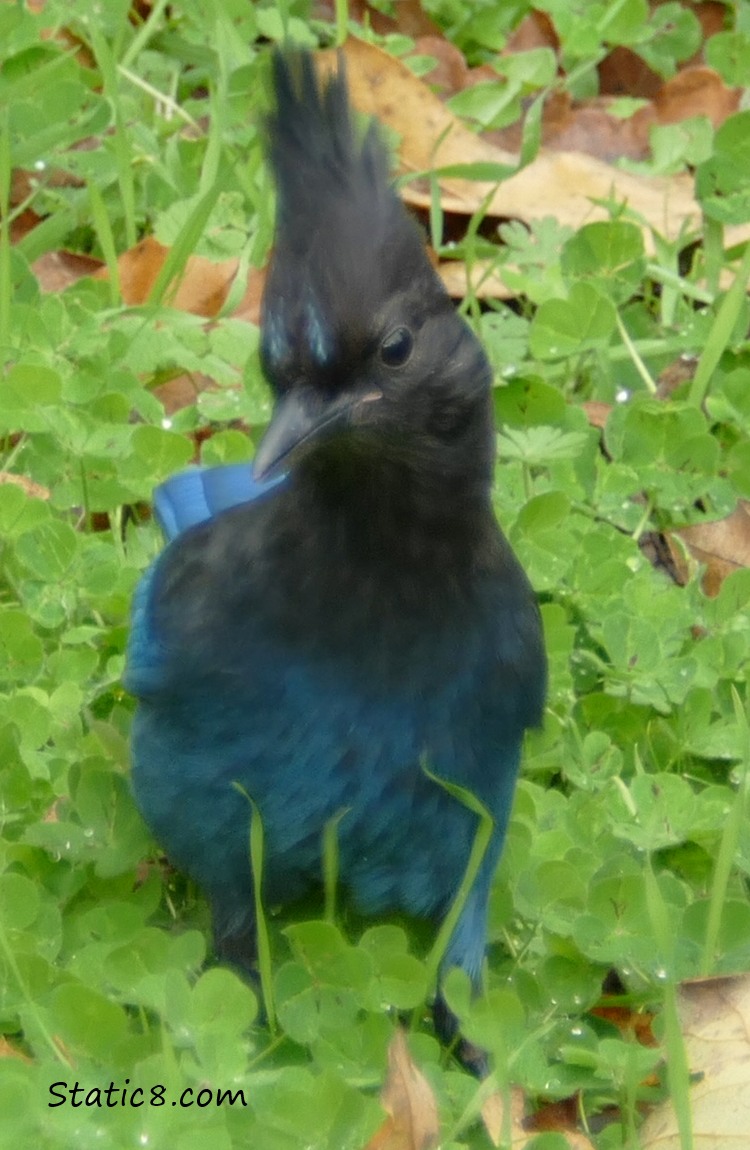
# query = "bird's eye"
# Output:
<box><xmin>380</xmin><ymin>326</ymin><xmax>413</xmax><ymax>368</ymax></box>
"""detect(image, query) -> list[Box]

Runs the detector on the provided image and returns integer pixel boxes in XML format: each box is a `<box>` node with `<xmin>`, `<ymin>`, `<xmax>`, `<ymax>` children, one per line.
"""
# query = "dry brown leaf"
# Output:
<box><xmin>9</xmin><ymin>206</ymin><xmax>43</xmax><ymax>245</ymax></box>
<box><xmin>529</xmin><ymin>1097</ymin><xmax>585</xmax><ymax>1135</ymax></box>
<box><xmin>413</xmin><ymin>35</ymin><xmax>468</xmax><ymax>97</ymax></box>
<box><xmin>690</xmin><ymin>1</ymin><xmax>732</xmax><ymax>59</ymax></box>
<box><xmin>98</xmin><ymin>235</ymin><xmax>240</xmax><ymax>317</ymax></box>
<box><xmin>581</xmin><ymin>401</ymin><xmax>613</xmax><ymax>431</ymax></box>
<box><xmin>319</xmin><ymin>38</ymin><xmax>750</xmax><ymax>254</ymax></box>
<box><xmin>640</xmin><ymin>975</ymin><xmax>750</xmax><ymax>1148</ymax></box>
<box><xmin>91</xmin><ymin>245</ymin><xmax>265</xmax><ymax>420</ymax></box>
<box><xmin>670</xmin><ymin>500</ymin><xmax>750</xmax><ymax>596</ymax></box>
<box><xmin>231</xmin><ymin>264</ymin><xmax>267</xmax><ymax>328</ymax></box>
<box><xmin>319</xmin><ymin>38</ymin><xmax>517</xmax><ymax>207</ymax></box>
<box><xmin>32</xmin><ymin>250</ymin><xmax>104</xmax><ymax>294</ymax></box>
<box><xmin>0</xmin><ymin>1037</ymin><xmax>33</xmax><ymax>1063</ymax></box>
<box><xmin>437</xmin><ymin>259</ymin><xmax>513</xmax><ymax>300</ymax></box>
<box><xmin>0</xmin><ymin>471</ymin><xmax>50</xmax><ymax>500</ymax></box>
<box><xmin>490</xmin><ymin>59</ymin><xmax>737</xmax><ymax>165</ymax></box>
<box><xmin>37</xmin><ymin>234</ymin><xmax>264</xmax><ymax>325</ymax></box>
<box><xmin>363</xmin><ymin>1029</ymin><xmax>439</xmax><ymax>1150</ymax></box>
<box><xmin>599</xmin><ymin>45</ymin><xmax>662</xmax><ymax>99</ymax></box>
<box><xmin>153</xmin><ymin>373</ymin><xmax>214</xmax><ymax>417</ymax></box>
<box><xmin>314</xmin><ymin>0</ymin><xmax>439</xmax><ymax>38</ymax></box>
<box><xmin>482</xmin><ymin>1085</ymin><xmax>596</xmax><ymax>1149</ymax></box>
<box><xmin>656</xmin><ymin>355</ymin><xmax>699</xmax><ymax>399</ymax></box>
<box><xmin>504</xmin><ymin>10</ymin><xmax>558</xmax><ymax>55</ymax></box>
<box><xmin>590</xmin><ymin>1004</ymin><xmax>657</xmax><ymax>1047</ymax></box>
<box><xmin>381</xmin><ymin>0</ymin><xmax>440</xmax><ymax>38</ymax></box>
<box><xmin>534</xmin><ymin>95</ymin><xmax>653</xmax><ymax>162</ymax></box>
<box><xmin>483</xmin><ymin>86</ymin><xmax>656</xmax><ymax>163</ymax></box>
<box><xmin>482</xmin><ymin>1085</ymin><xmax>527</xmax><ymax>1147</ymax></box>
<box><xmin>654</xmin><ymin>66</ymin><xmax>740</xmax><ymax>128</ymax></box>
<box><xmin>12</xmin><ymin>166</ymin><xmax>83</xmax><ymax>208</ymax></box>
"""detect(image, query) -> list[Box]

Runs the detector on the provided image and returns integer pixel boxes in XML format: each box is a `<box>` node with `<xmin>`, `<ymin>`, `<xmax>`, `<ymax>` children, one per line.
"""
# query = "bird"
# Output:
<box><xmin>124</xmin><ymin>48</ymin><xmax>546</xmax><ymax>1065</ymax></box>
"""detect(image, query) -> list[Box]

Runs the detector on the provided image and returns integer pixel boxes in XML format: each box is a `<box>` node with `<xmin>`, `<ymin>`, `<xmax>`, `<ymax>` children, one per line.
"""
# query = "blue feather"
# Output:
<box><xmin>154</xmin><ymin>464</ymin><xmax>284</xmax><ymax>540</ymax></box>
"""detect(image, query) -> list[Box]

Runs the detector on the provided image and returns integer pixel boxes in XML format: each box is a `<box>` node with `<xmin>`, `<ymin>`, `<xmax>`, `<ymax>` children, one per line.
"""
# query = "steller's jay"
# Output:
<box><xmin>125</xmin><ymin>49</ymin><xmax>546</xmax><ymax>1063</ymax></box>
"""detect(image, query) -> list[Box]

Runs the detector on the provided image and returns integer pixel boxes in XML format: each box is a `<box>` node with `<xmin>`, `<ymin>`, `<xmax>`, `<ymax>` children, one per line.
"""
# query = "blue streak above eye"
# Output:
<box><xmin>304</xmin><ymin>294</ymin><xmax>331</xmax><ymax>366</ymax></box>
<box><xmin>262</xmin><ymin>307</ymin><xmax>291</xmax><ymax>373</ymax></box>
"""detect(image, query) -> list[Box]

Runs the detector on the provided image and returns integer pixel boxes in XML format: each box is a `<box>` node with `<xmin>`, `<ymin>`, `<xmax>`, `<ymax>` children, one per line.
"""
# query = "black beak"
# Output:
<box><xmin>252</xmin><ymin>385</ymin><xmax>382</xmax><ymax>481</ymax></box>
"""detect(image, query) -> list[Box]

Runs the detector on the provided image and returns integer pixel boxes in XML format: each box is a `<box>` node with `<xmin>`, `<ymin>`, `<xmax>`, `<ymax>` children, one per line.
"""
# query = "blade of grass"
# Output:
<box><xmin>643</xmin><ymin>856</ymin><xmax>693</xmax><ymax>1150</ymax></box>
<box><xmin>688</xmin><ymin>240</ymin><xmax>750</xmax><ymax>407</ymax></box>
<box><xmin>334</xmin><ymin>0</ymin><xmax>349</xmax><ymax>46</ymax></box>
<box><xmin>616</xmin><ymin>312</ymin><xmax>657</xmax><ymax>394</ymax></box>
<box><xmin>88</xmin><ymin>182</ymin><xmax>121</xmax><ymax>305</ymax></box>
<box><xmin>85</xmin><ymin>21</ymin><xmax>138</xmax><ymax>249</ymax></box>
<box><xmin>233</xmin><ymin>782</ymin><xmax>276</xmax><ymax>1034</ymax></box>
<box><xmin>147</xmin><ymin>182</ymin><xmax>221</xmax><ymax>306</ymax></box>
<box><xmin>322</xmin><ymin>807</ymin><xmax>350</xmax><ymax>925</ymax></box>
<box><xmin>645</xmin><ymin>263</ymin><xmax>712</xmax><ymax>306</ymax></box>
<box><xmin>421</xmin><ymin>764</ymin><xmax>494</xmax><ymax>991</ymax></box>
<box><xmin>621</xmin><ymin>1040</ymin><xmax>645</xmax><ymax>1149</ymax></box>
<box><xmin>0</xmin><ymin>48</ymin><xmax>74</xmax><ymax>107</ymax></box>
<box><xmin>199</xmin><ymin>10</ymin><xmax>244</xmax><ymax>197</ymax></box>
<box><xmin>701</xmin><ymin>686</ymin><xmax>750</xmax><ymax>975</ymax></box>
<box><xmin>16</xmin><ymin>209</ymin><xmax>80</xmax><ymax>265</ymax></box>
<box><xmin>0</xmin><ymin>918</ymin><xmax>73</xmax><ymax>1067</ymax></box>
<box><xmin>519</xmin><ymin>88</ymin><xmax>544</xmax><ymax>169</ymax></box>
<box><xmin>428</xmin><ymin>172</ymin><xmax>443</xmax><ymax>254</ymax></box>
<box><xmin>458</xmin><ymin>185</ymin><xmax>502</xmax><ymax>325</ymax></box>
<box><xmin>0</xmin><ymin>109</ymin><xmax>11</xmax><ymax>350</ymax></box>
<box><xmin>701</xmin><ymin>215</ymin><xmax>724</xmax><ymax>297</ymax></box>
<box><xmin>120</xmin><ymin>0</ymin><xmax>171</xmax><ymax>71</ymax></box>
<box><xmin>118</xmin><ymin>65</ymin><xmax>203</xmax><ymax>132</ymax></box>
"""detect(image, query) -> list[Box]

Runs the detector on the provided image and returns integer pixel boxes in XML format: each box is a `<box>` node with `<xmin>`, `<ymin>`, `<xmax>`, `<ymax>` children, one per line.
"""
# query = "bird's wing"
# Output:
<box><xmin>153</xmin><ymin>463</ymin><xmax>284</xmax><ymax>541</ymax></box>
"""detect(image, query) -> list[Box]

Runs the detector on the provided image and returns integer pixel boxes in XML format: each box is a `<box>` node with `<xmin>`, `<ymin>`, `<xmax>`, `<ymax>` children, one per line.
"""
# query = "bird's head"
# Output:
<box><xmin>254</xmin><ymin>50</ymin><xmax>493</xmax><ymax>488</ymax></box>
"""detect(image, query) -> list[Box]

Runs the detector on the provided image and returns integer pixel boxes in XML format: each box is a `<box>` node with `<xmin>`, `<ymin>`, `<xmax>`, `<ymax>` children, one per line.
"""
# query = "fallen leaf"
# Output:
<box><xmin>599</xmin><ymin>45</ymin><xmax>662</xmax><ymax>99</ymax></box>
<box><xmin>581</xmin><ymin>401</ymin><xmax>613</xmax><ymax>431</ymax></box>
<box><xmin>504</xmin><ymin>10</ymin><xmax>558</xmax><ymax>55</ymax></box>
<box><xmin>232</xmin><ymin>264</ymin><xmax>267</xmax><ymax>327</ymax></box>
<box><xmin>32</xmin><ymin>250</ymin><xmax>104</xmax><ymax>294</ymax></box>
<box><xmin>314</xmin><ymin>0</ymin><xmax>439</xmax><ymax>38</ymax></box>
<box><xmin>482</xmin><ymin>1084</ymin><xmax>596</xmax><ymax>1149</ymax></box>
<box><xmin>640</xmin><ymin>975</ymin><xmax>750</xmax><ymax>1148</ymax></box>
<box><xmin>97</xmin><ymin>235</ymin><xmax>240</xmax><ymax>316</ymax></box>
<box><xmin>317</xmin><ymin>37</ymin><xmax>514</xmax><ymax>204</ymax></box>
<box><xmin>481</xmin><ymin>1085</ymin><xmax>527</xmax><ymax>1148</ymax></box>
<box><xmin>413</xmin><ymin>35</ymin><xmax>468</xmax><ymax>97</ymax></box>
<box><xmin>437</xmin><ymin>258</ymin><xmax>513</xmax><ymax>300</ymax></box>
<box><xmin>320</xmin><ymin>38</ymin><xmax>750</xmax><ymax>254</ymax></box>
<box><xmin>528</xmin><ymin>1097</ymin><xmax>584</xmax><ymax>1134</ymax></box>
<box><xmin>654</xmin><ymin>66</ymin><xmax>740</xmax><ymax>129</ymax></box>
<box><xmin>526</xmin><ymin>93</ymin><xmax>653</xmax><ymax>162</ymax></box>
<box><xmin>0</xmin><ymin>472</ymin><xmax>50</xmax><ymax>500</ymax></box>
<box><xmin>9</xmin><ymin>206</ymin><xmax>43</xmax><ymax>245</ymax></box>
<box><xmin>591</xmin><ymin>1003</ymin><xmax>657</xmax><ymax>1047</ymax></box>
<box><xmin>670</xmin><ymin>501</ymin><xmax>750</xmax><ymax>596</ymax></box>
<box><xmin>694</xmin><ymin>0</ymin><xmax>731</xmax><ymax>43</ymax></box>
<box><xmin>153</xmin><ymin>373</ymin><xmax>214</xmax><ymax>417</ymax></box>
<box><xmin>0</xmin><ymin>1038</ymin><xmax>33</xmax><ymax>1063</ymax></box>
<box><xmin>656</xmin><ymin>356</ymin><xmax>699</xmax><ymax>399</ymax></box>
<box><xmin>381</xmin><ymin>0</ymin><xmax>440</xmax><ymax>38</ymax></box>
<box><xmin>363</xmin><ymin>1028</ymin><xmax>439</xmax><ymax>1150</ymax></box>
